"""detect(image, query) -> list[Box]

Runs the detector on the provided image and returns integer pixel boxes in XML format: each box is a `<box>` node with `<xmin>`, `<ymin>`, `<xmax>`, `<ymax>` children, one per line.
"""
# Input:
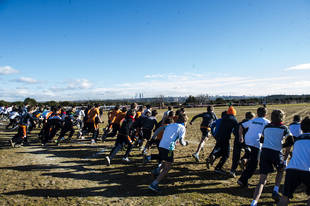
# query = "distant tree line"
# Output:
<box><xmin>1</xmin><ymin>94</ymin><xmax>310</xmax><ymax>108</ymax></box>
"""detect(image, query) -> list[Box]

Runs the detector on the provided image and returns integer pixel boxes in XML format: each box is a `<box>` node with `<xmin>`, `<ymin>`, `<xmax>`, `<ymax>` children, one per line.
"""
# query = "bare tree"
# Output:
<box><xmin>157</xmin><ymin>95</ymin><xmax>165</xmax><ymax>108</ymax></box>
<box><xmin>196</xmin><ymin>94</ymin><xmax>210</xmax><ymax>105</ymax></box>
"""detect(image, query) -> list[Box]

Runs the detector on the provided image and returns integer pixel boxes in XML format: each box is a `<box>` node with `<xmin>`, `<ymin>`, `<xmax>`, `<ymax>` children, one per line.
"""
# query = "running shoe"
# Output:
<box><xmin>122</xmin><ymin>157</ymin><xmax>130</xmax><ymax>162</ymax></box>
<box><xmin>14</xmin><ymin>143</ymin><xmax>22</xmax><ymax>148</ymax></box>
<box><xmin>272</xmin><ymin>191</ymin><xmax>281</xmax><ymax>202</ymax></box>
<box><xmin>239</xmin><ymin>159</ymin><xmax>246</xmax><ymax>171</ymax></box>
<box><xmin>143</xmin><ymin>155</ymin><xmax>150</xmax><ymax>165</ymax></box>
<box><xmin>214</xmin><ymin>168</ymin><xmax>226</xmax><ymax>175</ymax></box>
<box><xmin>229</xmin><ymin>170</ymin><xmax>236</xmax><ymax>178</ymax></box>
<box><xmin>237</xmin><ymin>179</ymin><xmax>248</xmax><ymax>188</ymax></box>
<box><xmin>90</xmin><ymin>139</ymin><xmax>96</xmax><ymax>144</ymax></box>
<box><xmin>142</xmin><ymin>148</ymin><xmax>148</xmax><ymax>155</ymax></box>
<box><xmin>206</xmin><ymin>155</ymin><xmax>214</xmax><ymax>169</ymax></box>
<box><xmin>105</xmin><ymin>156</ymin><xmax>111</xmax><ymax>166</ymax></box>
<box><xmin>9</xmin><ymin>139</ymin><xmax>15</xmax><ymax>148</ymax></box>
<box><xmin>148</xmin><ymin>183</ymin><xmax>160</xmax><ymax>193</ymax></box>
<box><xmin>192</xmin><ymin>153</ymin><xmax>200</xmax><ymax>162</ymax></box>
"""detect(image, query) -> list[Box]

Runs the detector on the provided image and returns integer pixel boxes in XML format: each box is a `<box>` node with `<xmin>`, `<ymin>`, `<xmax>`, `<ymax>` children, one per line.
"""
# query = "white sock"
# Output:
<box><xmin>273</xmin><ymin>186</ymin><xmax>279</xmax><ymax>193</ymax></box>
<box><xmin>250</xmin><ymin>200</ymin><xmax>257</xmax><ymax>206</ymax></box>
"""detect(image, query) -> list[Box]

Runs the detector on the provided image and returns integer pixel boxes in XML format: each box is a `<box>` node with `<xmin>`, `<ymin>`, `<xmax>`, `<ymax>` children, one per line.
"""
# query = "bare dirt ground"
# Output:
<box><xmin>0</xmin><ymin>104</ymin><xmax>309</xmax><ymax>205</ymax></box>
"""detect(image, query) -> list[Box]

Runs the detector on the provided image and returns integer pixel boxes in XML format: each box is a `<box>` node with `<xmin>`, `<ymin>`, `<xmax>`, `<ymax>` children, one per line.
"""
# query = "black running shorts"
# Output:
<box><xmin>259</xmin><ymin>148</ymin><xmax>284</xmax><ymax>174</ymax></box>
<box><xmin>159</xmin><ymin>147</ymin><xmax>174</xmax><ymax>163</ymax></box>
<box><xmin>283</xmin><ymin>169</ymin><xmax>310</xmax><ymax>199</ymax></box>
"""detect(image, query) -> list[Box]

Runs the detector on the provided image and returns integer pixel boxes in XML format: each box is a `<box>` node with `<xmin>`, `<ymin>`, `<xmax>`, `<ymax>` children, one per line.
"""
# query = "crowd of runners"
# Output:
<box><xmin>0</xmin><ymin>103</ymin><xmax>309</xmax><ymax>206</ymax></box>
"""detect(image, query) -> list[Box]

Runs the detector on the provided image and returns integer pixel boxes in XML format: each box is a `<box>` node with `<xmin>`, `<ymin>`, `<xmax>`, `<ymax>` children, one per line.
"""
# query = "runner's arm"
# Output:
<box><xmin>178</xmin><ymin>128</ymin><xmax>188</xmax><ymax>146</ymax></box>
<box><xmin>239</xmin><ymin>125</ymin><xmax>244</xmax><ymax>143</ymax></box>
<box><xmin>190</xmin><ymin>113</ymin><xmax>203</xmax><ymax>125</ymax></box>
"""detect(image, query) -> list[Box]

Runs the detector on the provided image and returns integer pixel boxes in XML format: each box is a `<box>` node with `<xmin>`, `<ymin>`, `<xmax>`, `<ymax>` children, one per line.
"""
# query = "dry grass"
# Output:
<box><xmin>0</xmin><ymin>104</ymin><xmax>309</xmax><ymax>205</ymax></box>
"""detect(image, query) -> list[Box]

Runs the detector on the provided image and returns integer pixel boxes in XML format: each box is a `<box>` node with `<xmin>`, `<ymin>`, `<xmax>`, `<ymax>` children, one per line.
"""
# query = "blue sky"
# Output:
<box><xmin>0</xmin><ymin>0</ymin><xmax>310</xmax><ymax>101</ymax></box>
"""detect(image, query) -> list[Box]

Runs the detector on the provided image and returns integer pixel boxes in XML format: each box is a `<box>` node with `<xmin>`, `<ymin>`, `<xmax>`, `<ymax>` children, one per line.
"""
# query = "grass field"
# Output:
<box><xmin>0</xmin><ymin>104</ymin><xmax>309</xmax><ymax>205</ymax></box>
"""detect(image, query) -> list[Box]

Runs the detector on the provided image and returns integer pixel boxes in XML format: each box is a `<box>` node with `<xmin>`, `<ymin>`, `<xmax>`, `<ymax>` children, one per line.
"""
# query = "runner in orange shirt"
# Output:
<box><xmin>85</xmin><ymin>103</ymin><xmax>102</xmax><ymax>144</ymax></box>
<box><xmin>102</xmin><ymin>107</ymin><xmax>127</xmax><ymax>141</ymax></box>
<box><xmin>102</xmin><ymin>105</ymin><xmax>120</xmax><ymax>139</ymax></box>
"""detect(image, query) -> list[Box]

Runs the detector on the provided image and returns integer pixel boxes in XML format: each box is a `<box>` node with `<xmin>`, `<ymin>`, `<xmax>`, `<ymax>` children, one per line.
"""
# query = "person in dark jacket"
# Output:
<box><xmin>206</xmin><ymin>106</ymin><xmax>239</xmax><ymax>174</ymax></box>
<box><xmin>56</xmin><ymin>109</ymin><xmax>75</xmax><ymax>145</ymax></box>
<box><xmin>105</xmin><ymin>109</ymin><xmax>136</xmax><ymax>165</ymax></box>
<box><xmin>229</xmin><ymin>111</ymin><xmax>255</xmax><ymax>177</ymax></box>
<box><xmin>140</xmin><ymin>110</ymin><xmax>158</xmax><ymax>152</ymax></box>
<box><xmin>41</xmin><ymin>107</ymin><xmax>63</xmax><ymax>146</ymax></box>
<box><xmin>190</xmin><ymin>106</ymin><xmax>217</xmax><ymax>162</ymax></box>
<box><xmin>210</xmin><ymin>111</ymin><xmax>227</xmax><ymax>138</ymax></box>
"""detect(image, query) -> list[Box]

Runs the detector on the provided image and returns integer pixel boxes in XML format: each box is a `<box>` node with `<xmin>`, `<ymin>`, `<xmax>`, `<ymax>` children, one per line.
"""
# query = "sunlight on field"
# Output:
<box><xmin>0</xmin><ymin>104</ymin><xmax>309</xmax><ymax>205</ymax></box>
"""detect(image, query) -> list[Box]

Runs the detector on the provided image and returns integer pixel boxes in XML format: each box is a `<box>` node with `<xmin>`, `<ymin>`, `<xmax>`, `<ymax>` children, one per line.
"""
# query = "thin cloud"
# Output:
<box><xmin>12</xmin><ymin>77</ymin><xmax>38</xmax><ymax>84</ymax></box>
<box><xmin>67</xmin><ymin>79</ymin><xmax>92</xmax><ymax>89</ymax></box>
<box><xmin>144</xmin><ymin>74</ymin><xmax>164</xmax><ymax>79</ymax></box>
<box><xmin>51</xmin><ymin>79</ymin><xmax>93</xmax><ymax>91</ymax></box>
<box><xmin>285</xmin><ymin>63</ymin><xmax>310</xmax><ymax>71</ymax></box>
<box><xmin>0</xmin><ymin>66</ymin><xmax>19</xmax><ymax>75</ymax></box>
<box><xmin>3</xmin><ymin>73</ymin><xmax>310</xmax><ymax>101</ymax></box>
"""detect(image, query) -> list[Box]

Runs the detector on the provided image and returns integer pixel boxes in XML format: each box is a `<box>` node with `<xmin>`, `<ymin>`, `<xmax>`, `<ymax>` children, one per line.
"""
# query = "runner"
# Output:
<box><xmin>56</xmin><ymin>109</ymin><xmax>75</xmax><ymax>145</ymax></box>
<box><xmin>85</xmin><ymin>104</ymin><xmax>102</xmax><ymax>144</ymax></box>
<box><xmin>75</xmin><ymin>106</ymin><xmax>85</xmax><ymax>135</ymax></box>
<box><xmin>161</xmin><ymin>106</ymin><xmax>173</xmax><ymax>125</ymax></box>
<box><xmin>140</xmin><ymin>109</ymin><xmax>158</xmax><ymax>153</ymax></box>
<box><xmin>282</xmin><ymin>114</ymin><xmax>303</xmax><ymax>165</ymax></box>
<box><xmin>41</xmin><ymin>106</ymin><xmax>63</xmax><ymax>146</ymax></box>
<box><xmin>190</xmin><ymin>106</ymin><xmax>217</xmax><ymax>162</ymax></box>
<box><xmin>210</xmin><ymin>111</ymin><xmax>227</xmax><ymax>138</ymax></box>
<box><xmin>148</xmin><ymin>113</ymin><xmax>188</xmax><ymax>193</ymax></box>
<box><xmin>105</xmin><ymin>109</ymin><xmax>136</xmax><ymax>165</ymax></box>
<box><xmin>143</xmin><ymin>118</ymin><xmax>172</xmax><ymax>164</ymax></box>
<box><xmin>237</xmin><ymin>107</ymin><xmax>270</xmax><ymax>187</ymax></box>
<box><xmin>205</xmin><ymin>106</ymin><xmax>239</xmax><ymax>174</ymax></box>
<box><xmin>288</xmin><ymin>115</ymin><xmax>302</xmax><ymax>138</ymax></box>
<box><xmin>102</xmin><ymin>107</ymin><xmax>126</xmax><ymax>141</ymax></box>
<box><xmin>9</xmin><ymin>106</ymin><xmax>35</xmax><ymax>147</ymax></box>
<box><xmin>250</xmin><ymin>110</ymin><xmax>292</xmax><ymax>206</ymax></box>
<box><xmin>5</xmin><ymin>108</ymin><xmax>20</xmax><ymax>130</ymax></box>
<box><xmin>102</xmin><ymin>105</ymin><xmax>120</xmax><ymax>139</ymax></box>
<box><xmin>136</xmin><ymin>106</ymin><xmax>143</xmax><ymax>119</ymax></box>
<box><xmin>229</xmin><ymin>111</ymin><xmax>255</xmax><ymax>177</ymax></box>
<box><xmin>278</xmin><ymin>116</ymin><xmax>310</xmax><ymax>206</ymax></box>
<box><xmin>142</xmin><ymin>105</ymin><xmax>152</xmax><ymax>117</ymax></box>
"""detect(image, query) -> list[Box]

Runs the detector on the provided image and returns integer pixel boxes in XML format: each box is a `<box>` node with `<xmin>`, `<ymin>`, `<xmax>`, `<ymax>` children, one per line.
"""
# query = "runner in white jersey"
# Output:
<box><xmin>148</xmin><ymin>113</ymin><xmax>188</xmax><ymax>193</ymax></box>
<box><xmin>288</xmin><ymin>115</ymin><xmax>302</xmax><ymax>138</ymax></box>
<box><xmin>250</xmin><ymin>110</ymin><xmax>292</xmax><ymax>206</ymax></box>
<box><xmin>0</xmin><ymin>106</ymin><xmax>4</xmax><ymax>114</ymax></box>
<box><xmin>161</xmin><ymin>106</ymin><xmax>173</xmax><ymax>124</ymax></box>
<box><xmin>238</xmin><ymin>107</ymin><xmax>270</xmax><ymax>187</ymax></box>
<box><xmin>278</xmin><ymin>116</ymin><xmax>310</xmax><ymax>206</ymax></box>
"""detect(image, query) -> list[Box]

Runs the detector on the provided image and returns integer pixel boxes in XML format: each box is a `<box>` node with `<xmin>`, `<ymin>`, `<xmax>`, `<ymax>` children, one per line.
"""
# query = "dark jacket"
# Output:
<box><xmin>191</xmin><ymin>111</ymin><xmax>217</xmax><ymax>128</ymax></box>
<box><xmin>19</xmin><ymin>111</ymin><xmax>35</xmax><ymax>126</ymax></box>
<box><xmin>118</xmin><ymin>115</ymin><xmax>135</xmax><ymax>137</ymax></box>
<box><xmin>141</xmin><ymin>116</ymin><xmax>158</xmax><ymax>131</ymax></box>
<box><xmin>216</xmin><ymin>114</ymin><xmax>239</xmax><ymax>141</ymax></box>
